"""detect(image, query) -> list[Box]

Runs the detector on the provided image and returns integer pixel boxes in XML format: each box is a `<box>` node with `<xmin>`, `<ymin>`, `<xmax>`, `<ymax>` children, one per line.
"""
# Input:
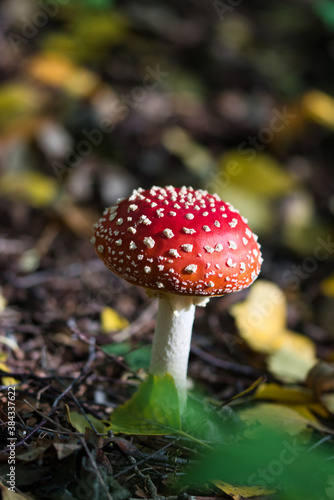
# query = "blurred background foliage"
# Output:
<box><xmin>1</xmin><ymin>0</ymin><xmax>334</xmax><ymax>336</ymax></box>
<box><xmin>1</xmin><ymin>3</ymin><xmax>334</xmax><ymax>497</ymax></box>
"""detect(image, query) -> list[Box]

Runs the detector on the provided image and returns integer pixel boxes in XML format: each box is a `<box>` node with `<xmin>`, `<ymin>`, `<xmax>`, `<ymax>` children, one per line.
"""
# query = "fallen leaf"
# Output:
<box><xmin>0</xmin><ymin>84</ymin><xmax>40</xmax><ymax>129</ymax></box>
<box><xmin>268</xmin><ymin>334</ymin><xmax>316</xmax><ymax>383</ymax></box>
<box><xmin>184</xmin><ymin>425</ymin><xmax>334</xmax><ymax>500</ymax></box>
<box><xmin>254</xmin><ymin>382</ymin><xmax>329</xmax><ymax>418</ymax></box>
<box><xmin>53</xmin><ymin>440</ymin><xmax>82</xmax><ymax>460</ymax></box>
<box><xmin>109</xmin><ymin>437</ymin><xmax>143</xmax><ymax>457</ymax></box>
<box><xmin>238</xmin><ymin>402</ymin><xmax>321</xmax><ymax>437</ymax></box>
<box><xmin>0</xmin><ymin>354</ymin><xmax>19</xmax><ymax>386</ymax></box>
<box><xmin>219</xmin><ymin>150</ymin><xmax>295</xmax><ymax>198</ymax></box>
<box><xmin>302</xmin><ymin>89</ymin><xmax>334</xmax><ymax>129</ymax></box>
<box><xmin>124</xmin><ymin>345</ymin><xmax>151</xmax><ymax>371</ymax></box>
<box><xmin>110</xmin><ymin>374</ymin><xmax>181</xmax><ymax>435</ymax></box>
<box><xmin>0</xmin><ymin>170</ymin><xmax>59</xmax><ymax>208</ymax></box>
<box><xmin>16</xmin><ymin>441</ymin><xmax>52</xmax><ymax>463</ymax></box>
<box><xmin>230</xmin><ymin>281</ymin><xmax>317</xmax><ymax>382</ymax></box>
<box><xmin>66</xmin><ymin>406</ymin><xmax>107</xmax><ymax>434</ymax></box>
<box><xmin>101</xmin><ymin>307</ymin><xmax>129</xmax><ymax>332</ymax></box>
<box><xmin>215</xmin><ymin>480</ymin><xmax>275</xmax><ymax>499</ymax></box>
<box><xmin>223</xmin><ymin>377</ymin><xmax>265</xmax><ymax>405</ymax></box>
<box><xmin>25</xmin><ymin>53</ymin><xmax>100</xmax><ymax>98</ymax></box>
<box><xmin>230</xmin><ymin>281</ymin><xmax>287</xmax><ymax>354</ymax></box>
<box><xmin>320</xmin><ymin>273</ymin><xmax>334</xmax><ymax>297</ymax></box>
<box><xmin>255</xmin><ymin>383</ymin><xmax>313</xmax><ymax>404</ymax></box>
<box><xmin>102</xmin><ymin>341</ymin><xmax>132</xmax><ymax>356</ymax></box>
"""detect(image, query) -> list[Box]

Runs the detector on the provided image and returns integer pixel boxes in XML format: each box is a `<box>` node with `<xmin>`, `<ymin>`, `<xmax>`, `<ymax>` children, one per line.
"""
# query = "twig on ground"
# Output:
<box><xmin>36</xmin><ymin>385</ymin><xmax>52</xmax><ymax>410</ymax></box>
<box><xmin>127</xmin><ymin>455</ymin><xmax>160</xmax><ymax>500</ymax></box>
<box><xmin>114</xmin><ymin>437</ymin><xmax>182</xmax><ymax>479</ymax></box>
<box><xmin>2</xmin><ymin>363</ymin><xmax>93</xmax><ymax>452</ymax></box>
<box><xmin>67</xmin><ymin>317</ymin><xmax>140</xmax><ymax>376</ymax></box>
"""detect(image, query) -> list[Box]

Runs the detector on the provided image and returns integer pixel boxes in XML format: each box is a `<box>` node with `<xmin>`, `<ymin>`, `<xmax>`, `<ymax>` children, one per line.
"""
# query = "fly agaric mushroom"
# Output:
<box><xmin>93</xmin><ymin>186</ymin><xmax>262</xmax><ymax>406</ymax></box>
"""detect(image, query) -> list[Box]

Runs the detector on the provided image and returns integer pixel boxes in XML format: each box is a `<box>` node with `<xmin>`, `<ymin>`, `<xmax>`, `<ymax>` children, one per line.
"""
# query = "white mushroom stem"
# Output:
<box><xmin>149</xmin><ymin>293</ymin><xmax>210</xmax><ymax>408</ymax></box>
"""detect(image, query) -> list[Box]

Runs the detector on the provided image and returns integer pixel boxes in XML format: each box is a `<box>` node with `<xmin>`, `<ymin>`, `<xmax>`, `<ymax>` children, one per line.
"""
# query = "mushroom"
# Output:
<box><xmin>93</xmin><ymin>186</ymin><xmax>262</xmax><ymax>408</ymax></box>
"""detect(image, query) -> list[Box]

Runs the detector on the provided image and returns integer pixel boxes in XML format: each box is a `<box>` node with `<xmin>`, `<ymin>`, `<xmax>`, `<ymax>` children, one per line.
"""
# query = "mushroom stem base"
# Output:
<box><xmin>149</xmin><ymin>294</ymin><xmax>197</xmax><ymax>407</ymax></box>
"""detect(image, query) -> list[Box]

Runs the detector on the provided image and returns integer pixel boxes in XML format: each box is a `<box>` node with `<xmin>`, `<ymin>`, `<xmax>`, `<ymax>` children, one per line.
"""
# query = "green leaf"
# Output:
<box><xmin>184</xmin><ymin>425</ymin><xmax>334</xmax><ymax>500</ymax></box>
<box><xmin>102</xmin><ymin>343</ymin><xmax>151</xmax><ymax>370</ymax></box>
<box><xmin>66</xmin><ymin>407</ymin><xmax>107</xmax><ymax>434</ymax></box>
<box><xmin>102</xmin><ymin>341</ymin><xmax>132</xmax><ymax>356</ymax></box>
<box><xmin>124</xmin><ymin>345</ymin><xmax>152</xmax><ymax>371</ymax></box>
<box><xmin>110</xmin><ymin>374</ymin><xmax>181</xmax><ymax>435</ymax></box>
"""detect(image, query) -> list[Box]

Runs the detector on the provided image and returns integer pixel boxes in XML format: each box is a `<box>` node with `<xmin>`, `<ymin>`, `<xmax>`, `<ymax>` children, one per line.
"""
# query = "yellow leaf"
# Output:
<box><xmin>255</xmin><ymin>383</ymin><xmax>314</xmax><ymax>404</ymax></box>
<box><xmin>0</xmin><ymin>83</ymin><xmax>40</xmax><ymax>129</ymax></box>
<box><xmin>268</xmin><ymin>335</ymin><xmax>317</xmax><ymax>383</ymax></box>
<box><xmin>286</xmin><ymin>404</ymin><xmax>321</xmax><ymax>423</ymax></box>
<box><xmin>209</xmin><ymin>184</ymin><xmax>274</xmax><ymax>235</ymax></box>
<box><xmin>238</xmin><ymin>403</ymin><xmax>313</xmax><ymax>437</ymax></box>
<box><xmin>26</xmin><ymin>53</ymin><xmax>100</xmax><ymax>98</ymax></box>
<box><xmin>254</xmin><ymin>383</ymin><xmax>329</xmax><ymax>419</ymax></box>
<box><xmin>26</xmin><ymin>53</ymin><xmax>71</xmax><ymax>86</ymax></box>
<box><xmin>0</xmin><ymin>362</ymin><xmax>18</xmax><ymax>387</ymax></box>
<box><xmin>219</xmin><ymin>150</ymin><xmax>295</xmax><ymax>198</ymax></box>
<box><xmin>230</xmin><ymin>281</ymin><xmax>287</xmax><ymax>354</ymax></box>
<box><xmin>320</xmin><ymin>273</ymin><xmax>334</xmax><ymax>297</ymax></box>
<box><xmin>230</xmin><ymin>281</ymin><xmax>317</xmax><ymax>382</ymax></box>
<box><xmin>66</xmin><ymin>406</ymin><xmax>106</xmax><ymax>434</ymax></box>
<box><xmin>215</xmin><ymin>480</ymin><xmax>275</xmax><ymax>499</ymax></box>
<box><xmin>0</xmin><ymin>353</ymin><xmax>19</xmax><ymax>386</ymax></box>
<box><xmin>101</xmin><ymin>307</ymin><xmax>129</xmax><ymax>333</ymax></box>
<box><xmin>0</xmin><ymin>170</ymin><xmax>59</xmax><ymax>208</ymax></box>
<box><xmin>224</xmin><ymin>377</ymin><xmax>264</xmax><ymax>405</ymax></box>
<box><xmin>213</xmin><ymin>151</ymin><xmax>296</xmax><ymax>234</ymax></box>
<box><xmin>302</xmin><ymin>89</ymin><xmax>334</xmax><ymax>130</ymax></box>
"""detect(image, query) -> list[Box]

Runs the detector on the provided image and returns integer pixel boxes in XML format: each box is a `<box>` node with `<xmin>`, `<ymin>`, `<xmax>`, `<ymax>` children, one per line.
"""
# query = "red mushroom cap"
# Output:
<box><xmin>93</xmin><ymin>186</ymin><xmax>262</xmax><ymax>296</ymax></box>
